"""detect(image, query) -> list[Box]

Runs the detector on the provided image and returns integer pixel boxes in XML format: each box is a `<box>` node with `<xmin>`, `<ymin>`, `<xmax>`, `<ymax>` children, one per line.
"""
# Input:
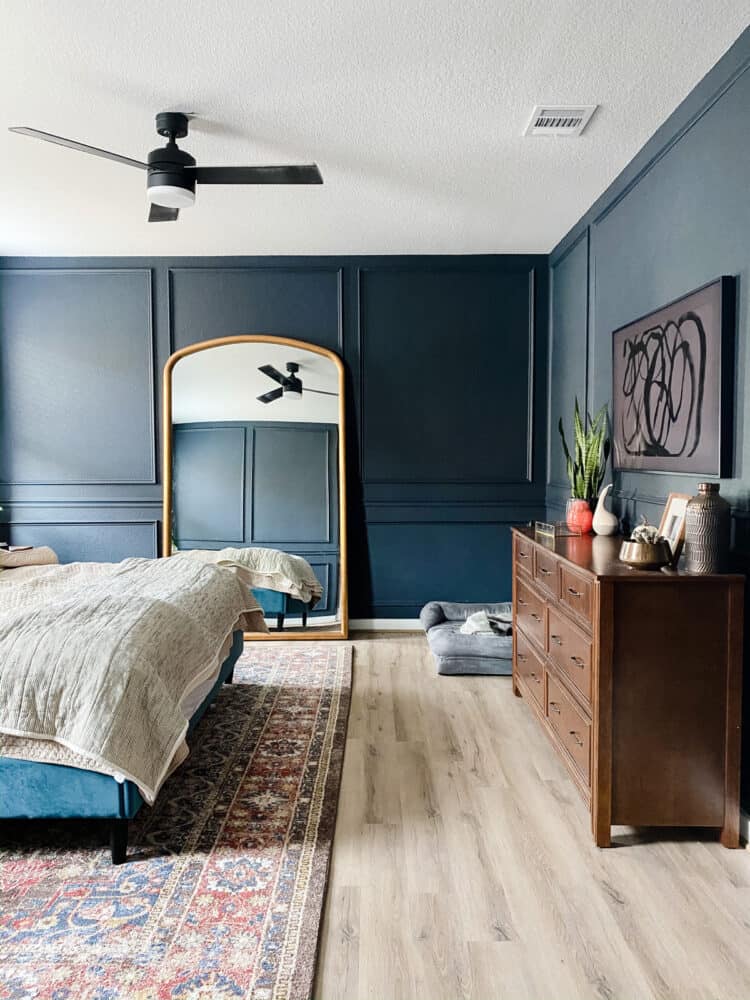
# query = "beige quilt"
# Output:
<box><xmin>0</xmin><ymin>555</ymin><xmax>267</xmax><ymax>802</ymax></box>
<box><xmin>180</xmin><ymin>546</ymin><xmax>325</xmax><ymax>605</ymax></box>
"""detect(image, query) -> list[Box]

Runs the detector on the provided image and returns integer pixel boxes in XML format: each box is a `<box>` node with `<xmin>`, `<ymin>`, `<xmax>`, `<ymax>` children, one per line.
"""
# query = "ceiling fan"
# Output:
<box><xmin>257</xmin><ymin>362</ymin><xmax>338</xmax><ymax>404</ymax></box>
<box><xmin>8</xmin><ymin>111</ymin><xmax>323</xmax><ymax>222</ymax></box>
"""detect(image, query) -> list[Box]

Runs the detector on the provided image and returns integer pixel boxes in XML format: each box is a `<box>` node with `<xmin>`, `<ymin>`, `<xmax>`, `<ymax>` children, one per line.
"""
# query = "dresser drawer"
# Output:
<box><xmin>560</xmin><ymin>564</ymin><xmax>593</xmax><ymax>626</ymax></box>
<box><xmin>516</xmin><ymin>578</ymin><xmax>546</xmax><ymax>649</ymax></box>
<box><xmin>534</xmin><ymin>546</ymin><xmax>559</xmax><ymax>597</ymax></box>
<box><xmin>516</xmin><ymin>630</ymin><xmax>545</xmax><ymax>709</ymax></box>
<box><xmin>547</xmin><ymin>673</ymin><xmax>591</xmax><ymax>785</ymax></box>
<box><xmin>513</xmin><ymin>532</ymin><xmax>534</xmax><ymax>577</ymax></box>
<box><xmin>547</xmin><ymin>606</ymin><xmax>592</xmax><ymax>705</ymax></box>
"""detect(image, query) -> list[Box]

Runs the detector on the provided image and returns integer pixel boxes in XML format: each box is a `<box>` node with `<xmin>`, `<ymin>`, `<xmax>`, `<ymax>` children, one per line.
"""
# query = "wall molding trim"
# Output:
<box><xmin>4</xmin><ymin>519</ymin><xmax>159</xmax><ymax>561</ymax></box>
<box><xmin>166</xmin><ymin>264</ymin><xmax>345</xmax><ymax>355</ymax></box>
<box><xmin>356</xmin><ymin>263</ymin><xmax>541</xmax><ymax>487</ymax></box>
<box><xmin>0</xmin><ymin>252</ymin><xmax>549</xmax><ymax>616</ymax></box>
<box><xmin>0</xmin><ymin>498</ymin><xmax>163</xmax><ymax>509</ymax></box>
<box><xmin>0</xmin><ymin>267</ymin><xmax>157</xmax><ymax>487</ymax></box>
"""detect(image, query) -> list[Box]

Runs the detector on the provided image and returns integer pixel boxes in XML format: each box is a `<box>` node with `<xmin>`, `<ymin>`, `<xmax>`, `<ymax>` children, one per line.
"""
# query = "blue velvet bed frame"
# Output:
<box><xmin>252</xmin><ymin>587</ymin><xmax>311</xmax><ymax>631</ymax></box>
<box><xmin>0</xmin><ymin>629</ymin><xmax>245</xmax><ymax>865</ymax></box>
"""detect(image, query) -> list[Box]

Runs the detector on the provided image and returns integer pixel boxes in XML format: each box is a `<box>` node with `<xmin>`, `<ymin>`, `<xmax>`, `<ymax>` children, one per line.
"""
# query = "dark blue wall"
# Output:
<box><xmin>0</xmin><ymin>254</ymin><xmax>548</xmax><ymax>617</ymax></box>
<box><xmin>546</xmin><ymin>28</ymin><xmax>750</xmax><ymax>800</ymax></box>
<box><xmin>547</xmin><ymin>28</ymin><xmax>750</xmax><ymax>523</ymax></box>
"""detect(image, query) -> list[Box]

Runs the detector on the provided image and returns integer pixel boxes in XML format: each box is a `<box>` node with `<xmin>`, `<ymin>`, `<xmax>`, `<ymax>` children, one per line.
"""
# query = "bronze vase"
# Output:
<box><xmin>683</xmin><ymin>482</ymin><xmax>730</xmax><ymax>574</ymax></box>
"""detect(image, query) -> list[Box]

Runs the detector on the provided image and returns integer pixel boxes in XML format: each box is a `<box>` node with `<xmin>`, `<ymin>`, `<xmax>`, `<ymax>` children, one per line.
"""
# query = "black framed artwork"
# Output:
<box><xmin>612</xmin><ymin>276</ymin><xmax>735</xmax><ymax>476</ymax></box>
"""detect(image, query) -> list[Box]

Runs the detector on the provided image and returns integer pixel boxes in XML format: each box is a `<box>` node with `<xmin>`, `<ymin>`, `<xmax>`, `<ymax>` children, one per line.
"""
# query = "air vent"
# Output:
<box><xmin>524</xmin><ymin>105</ymin><xmax>597</xmax><ymax>137</ymax></box>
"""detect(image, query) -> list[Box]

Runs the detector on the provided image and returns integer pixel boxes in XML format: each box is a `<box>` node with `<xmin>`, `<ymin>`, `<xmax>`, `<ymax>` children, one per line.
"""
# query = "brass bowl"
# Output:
<box><xmin>618</xmin><ymin>539</ymin><xmax>672</xmax><ymax>570</ymax></box>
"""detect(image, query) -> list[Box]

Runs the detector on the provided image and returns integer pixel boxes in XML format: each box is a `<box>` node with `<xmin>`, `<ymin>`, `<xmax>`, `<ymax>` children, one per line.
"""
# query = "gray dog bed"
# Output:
<box><xmin>420</xmin><ymin>601</ymin><xmax>513</xmax><ymax>675</ymax></box>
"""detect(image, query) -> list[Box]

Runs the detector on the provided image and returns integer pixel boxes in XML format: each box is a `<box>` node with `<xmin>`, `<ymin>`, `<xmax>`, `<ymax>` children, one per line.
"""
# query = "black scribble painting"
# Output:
<box><xmin>612</xmin><ymin>277</ymin><xmax>735</xmax><ymax>475</ymax></box>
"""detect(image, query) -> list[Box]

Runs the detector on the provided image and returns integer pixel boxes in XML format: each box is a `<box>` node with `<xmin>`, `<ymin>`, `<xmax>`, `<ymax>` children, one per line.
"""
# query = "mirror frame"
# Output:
<box><xmin>162</xmin><ymin>334</ymin><xmax>348</xmax><ymax>640</ymax></box>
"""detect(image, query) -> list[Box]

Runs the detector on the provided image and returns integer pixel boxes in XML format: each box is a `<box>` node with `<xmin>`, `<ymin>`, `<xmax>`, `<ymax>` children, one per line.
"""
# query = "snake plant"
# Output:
<box><xmin>558</xmin><ymin>398</ymin><xmax>610</xmax><ymax>501</ymax></box>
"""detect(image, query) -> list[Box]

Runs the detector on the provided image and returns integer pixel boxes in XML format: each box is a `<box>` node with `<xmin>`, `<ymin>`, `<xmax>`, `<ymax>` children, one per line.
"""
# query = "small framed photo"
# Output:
<box><xmin>658</xmin><ymin>493</ymin><xmax>691</xmax><ymax>565</ymax></box>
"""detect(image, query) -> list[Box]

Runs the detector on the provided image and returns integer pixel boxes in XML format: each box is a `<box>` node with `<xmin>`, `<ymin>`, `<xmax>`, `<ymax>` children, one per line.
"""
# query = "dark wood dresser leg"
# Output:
<box><xmin>594</xmin><ymin>825</ymin><xmax>612</xmax><ymax>848</ymax></box>
<box><xmin>720</xmin><ymin>817</ymin><xmax>740</xmax><ymax>848</ymax></box>
<box><xmin>110</xmin><ymin>819</ymin><xmax>128</xmax><ymax>865</ymax></box>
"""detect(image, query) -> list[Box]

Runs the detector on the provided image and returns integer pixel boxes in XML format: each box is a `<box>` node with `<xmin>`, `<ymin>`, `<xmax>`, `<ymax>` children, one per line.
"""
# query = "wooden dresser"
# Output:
<box><xmin>511</xmin><ymin>526</ymin><xmax>744</xmax><ymax>847</ymax></box>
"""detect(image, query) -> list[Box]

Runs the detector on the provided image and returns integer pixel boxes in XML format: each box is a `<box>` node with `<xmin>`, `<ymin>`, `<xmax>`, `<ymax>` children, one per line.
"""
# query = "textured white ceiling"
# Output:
<box><xmin>1</xmin><ymin>1</ymin><xmax>748</xmax><ymax>256</ymax></box>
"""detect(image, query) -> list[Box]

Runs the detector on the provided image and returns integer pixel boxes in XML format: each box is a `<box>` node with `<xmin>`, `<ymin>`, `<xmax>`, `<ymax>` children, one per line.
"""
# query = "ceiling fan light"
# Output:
<box><xmin>283</xmin><ymin>386</ymin><xmax>303</xmax><ymax>401</ymax></box>
<box><xmin>147</xmin><ymin>184</ymin><xmax>195</xmax><ymax>209</ymax></box>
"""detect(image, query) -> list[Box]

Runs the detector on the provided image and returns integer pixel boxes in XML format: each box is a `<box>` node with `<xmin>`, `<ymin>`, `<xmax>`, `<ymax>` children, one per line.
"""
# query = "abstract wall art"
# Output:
<box><xmin>612</xmin><ymin>276</ymin><xmax>735</xmax><ymax>475</ymax></box>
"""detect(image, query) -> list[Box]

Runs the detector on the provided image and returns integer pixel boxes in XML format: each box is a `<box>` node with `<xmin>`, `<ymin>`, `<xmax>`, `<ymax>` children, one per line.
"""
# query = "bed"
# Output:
<box><xmin>0</xmin><ymin>554</ymin><xmax>267</xmax><ymax>863</ymax></box>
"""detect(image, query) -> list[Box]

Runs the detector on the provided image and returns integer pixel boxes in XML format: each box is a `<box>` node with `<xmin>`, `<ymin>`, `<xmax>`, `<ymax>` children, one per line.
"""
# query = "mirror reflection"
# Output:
<box><xmin>167</xmin><ymin>338</ymin><xmax>345</xmax><ymax>636</ymax></box>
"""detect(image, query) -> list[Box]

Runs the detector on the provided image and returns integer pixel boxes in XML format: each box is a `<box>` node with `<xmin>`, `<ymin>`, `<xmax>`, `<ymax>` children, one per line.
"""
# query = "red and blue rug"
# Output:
<box><xmin>0</xmin><ymin>642</ymin><xmax>352</xmax><ymax>1000</ymax></box>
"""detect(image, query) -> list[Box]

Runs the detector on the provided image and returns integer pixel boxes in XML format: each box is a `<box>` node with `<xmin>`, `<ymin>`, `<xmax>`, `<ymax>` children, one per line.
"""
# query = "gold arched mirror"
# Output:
<box><xmin>163</xmin><ymin>335</ymin><xmax>348</xmax><ymax>640</ymax></box>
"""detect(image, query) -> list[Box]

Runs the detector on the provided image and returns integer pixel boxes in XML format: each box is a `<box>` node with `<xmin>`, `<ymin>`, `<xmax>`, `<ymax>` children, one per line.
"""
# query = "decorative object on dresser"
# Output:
<box><xmin>511</xmin><ymin>525</ymin><xmax>743</xmax><ymax>848</ymax></box>
<box><xmin>618</xmin><ymin>519</ymin><xmax>672</xmax><ymax>570</ymax></box>
<box><xmin>657</xmin><ymin>492</ymin><xmax>691</xmax><ymax>566</ymax></box>
<box><xmin>592</xmin><ymin>483</ymin><xmax>619</xmax><ymax>536</ymax></box>
<box><xmin>612</xmin><ymin>276</ymin><xmax>736</xmax><ymax>476</ymax></box>
<box><xmin>558</xmin><ymin>398</ymin><xmax>610</xmax><ymax>534</ymax></box>
<box><xmin>684</xmin><ymin>482</ymin><xmax>731</xmax><ymax>574</ymax></box>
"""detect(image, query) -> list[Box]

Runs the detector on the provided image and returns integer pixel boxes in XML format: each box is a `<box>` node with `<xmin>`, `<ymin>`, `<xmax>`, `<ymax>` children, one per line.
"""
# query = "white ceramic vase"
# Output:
<box><xmin>592</xmin><ymin>483</ymin><xmax>619</xmax><ymax>536</ymax></box>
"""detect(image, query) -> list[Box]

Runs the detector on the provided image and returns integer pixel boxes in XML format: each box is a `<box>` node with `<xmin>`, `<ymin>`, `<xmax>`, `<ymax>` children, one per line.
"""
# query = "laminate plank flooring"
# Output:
<box><xmin>314</xmin><ymin>632</ymin><xmax>750</xmax><ymax>1000</ymax></box>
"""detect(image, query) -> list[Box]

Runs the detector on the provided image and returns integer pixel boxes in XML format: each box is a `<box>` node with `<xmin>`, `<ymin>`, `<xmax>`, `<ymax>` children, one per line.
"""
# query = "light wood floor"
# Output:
<box><xmin>314</xmin><ymin>632</ymin><xmax>750</xmax><ymax>1000</ymax></box>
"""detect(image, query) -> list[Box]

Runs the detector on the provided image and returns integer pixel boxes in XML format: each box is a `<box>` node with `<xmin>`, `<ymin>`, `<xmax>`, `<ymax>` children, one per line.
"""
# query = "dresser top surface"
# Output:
<box><xmin>512</xmin><ymin>526</ymin><xmax>744</xmax><ymax>584</ymax></box>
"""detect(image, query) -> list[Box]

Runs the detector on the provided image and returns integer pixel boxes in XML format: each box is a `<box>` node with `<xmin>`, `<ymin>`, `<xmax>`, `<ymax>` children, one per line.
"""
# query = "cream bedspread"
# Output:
<box><xmin>0</xmin><ymin>555</ymin><xmax>267</xmax><ymax>803</ymax></box>
<box><xmin>180</xmin><ymin>547</ymin><xmax>325</xmax><ymax>605</ymax></box>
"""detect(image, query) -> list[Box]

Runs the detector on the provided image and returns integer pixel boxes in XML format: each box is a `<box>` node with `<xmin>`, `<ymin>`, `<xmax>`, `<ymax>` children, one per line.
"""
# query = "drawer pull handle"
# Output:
<box><xmin>567</xmin><ymin>587</ymin><xmax>582</xmax><ymax>598</ymax></box>
<box><xmin>529</xmin><ymin>671</ymin><xmax>537</xmax><ymax>680</ymax></box>
<box><xmin>519</xmin><ymin>550</ymin><xmax>529</xmax><ymax>558</ymax></box>
<box><xmin>530</xmin><ymin>613</ymin><xmax>541</xmax><ymax>622</ymax></box>
<box><xmin>517</xmin><ymin>653</ymin><xmax>527</xmax><ymax>662</ymax></box>
<box><xmin>539</xmin><ymin>567</ymin><xmax>551</xmax><ymax>576</ymax></box>
<box><xmin>550</xmin><ymin>634</ymin><xmax>563</xmax><ymax>646</ymax></box>
<box><xmin>518</xmin><ymin>599</ymin><xmax>527</xmax><ymax>607</ymax></box>
<box><xmin>569</xmin><ymin>730</ymin><xmax>584</xmax><ymax>747</ymax></box>
<box><xmin>570</xmin><ymin>656</ymin><xmax>585</xmax><ymax>668</ymax></box>
<box><xmin>549</xmin><ymin>702</ymin><xmax>561</xmax><ymax>714</ymax></box>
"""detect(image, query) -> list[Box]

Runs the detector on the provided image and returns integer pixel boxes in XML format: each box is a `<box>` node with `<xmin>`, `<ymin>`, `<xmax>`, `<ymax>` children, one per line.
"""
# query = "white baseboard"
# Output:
<box><xmin>350</xmin><ymin>618</ymin><xmax>422</xmax><ymax>631</ymax></box>
<box><xmin>741</xmin><ymin>809</ymin><xmax>750</xmax><ymax>846</ymax></box>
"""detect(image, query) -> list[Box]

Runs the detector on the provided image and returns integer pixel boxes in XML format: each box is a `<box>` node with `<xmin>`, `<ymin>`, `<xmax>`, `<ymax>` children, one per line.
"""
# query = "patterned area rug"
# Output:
<box><xmin>0</xmin><ymin>642</ymin><xmax>352</xmax><ymax>1000</ymax></box>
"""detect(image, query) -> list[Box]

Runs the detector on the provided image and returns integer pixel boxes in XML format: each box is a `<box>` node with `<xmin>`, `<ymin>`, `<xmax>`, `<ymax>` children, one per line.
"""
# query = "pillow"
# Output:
<box><xmin>0</xmin><ymin>546</ymin><xmax>59</xmax><ymax>569</ymax></box>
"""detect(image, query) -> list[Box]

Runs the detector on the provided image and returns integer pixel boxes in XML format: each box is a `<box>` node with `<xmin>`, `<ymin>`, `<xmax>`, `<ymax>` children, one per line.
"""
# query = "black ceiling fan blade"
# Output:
<box><xmin>259</xmin><ymin>364</ymin><xmax>286</xmax><ymax>384</ymax></box>
<box><xmin>9</xmin><ymin>127</ymin><xmax>147</xmax><ymax>170</ymax></box>
<box><xmin>148</xmin><ymin>203</ymin><xmax>179</xmax><ymax>223</ymax></box>
<box><xmin>258</xmin><ymin>387</ymin><xmax>284</xmax><ymax>404</ymax></box>
<box><xmin>194</xmin><ymin>164</ymin><xmax>323</xmax><ymax>185</ymax></box>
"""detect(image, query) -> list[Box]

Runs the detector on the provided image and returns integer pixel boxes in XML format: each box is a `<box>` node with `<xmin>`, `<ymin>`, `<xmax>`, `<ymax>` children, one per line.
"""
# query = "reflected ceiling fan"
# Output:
<box><xmin>257</xmin><ymin>362</ymin><xmax>338</xmax><ymax>404</ymax></box>
<box><xmin>8</xmin><ymin>111</ymin><xmax>323</xmax><ymax>222</ymax></box>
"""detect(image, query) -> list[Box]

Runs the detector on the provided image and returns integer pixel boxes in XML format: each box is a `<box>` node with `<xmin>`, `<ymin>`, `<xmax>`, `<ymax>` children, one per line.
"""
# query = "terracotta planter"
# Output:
<box><xmin>566</xmin><ymin>498</ymin><xmax>593</xmax><ymax>534</ymax></box>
